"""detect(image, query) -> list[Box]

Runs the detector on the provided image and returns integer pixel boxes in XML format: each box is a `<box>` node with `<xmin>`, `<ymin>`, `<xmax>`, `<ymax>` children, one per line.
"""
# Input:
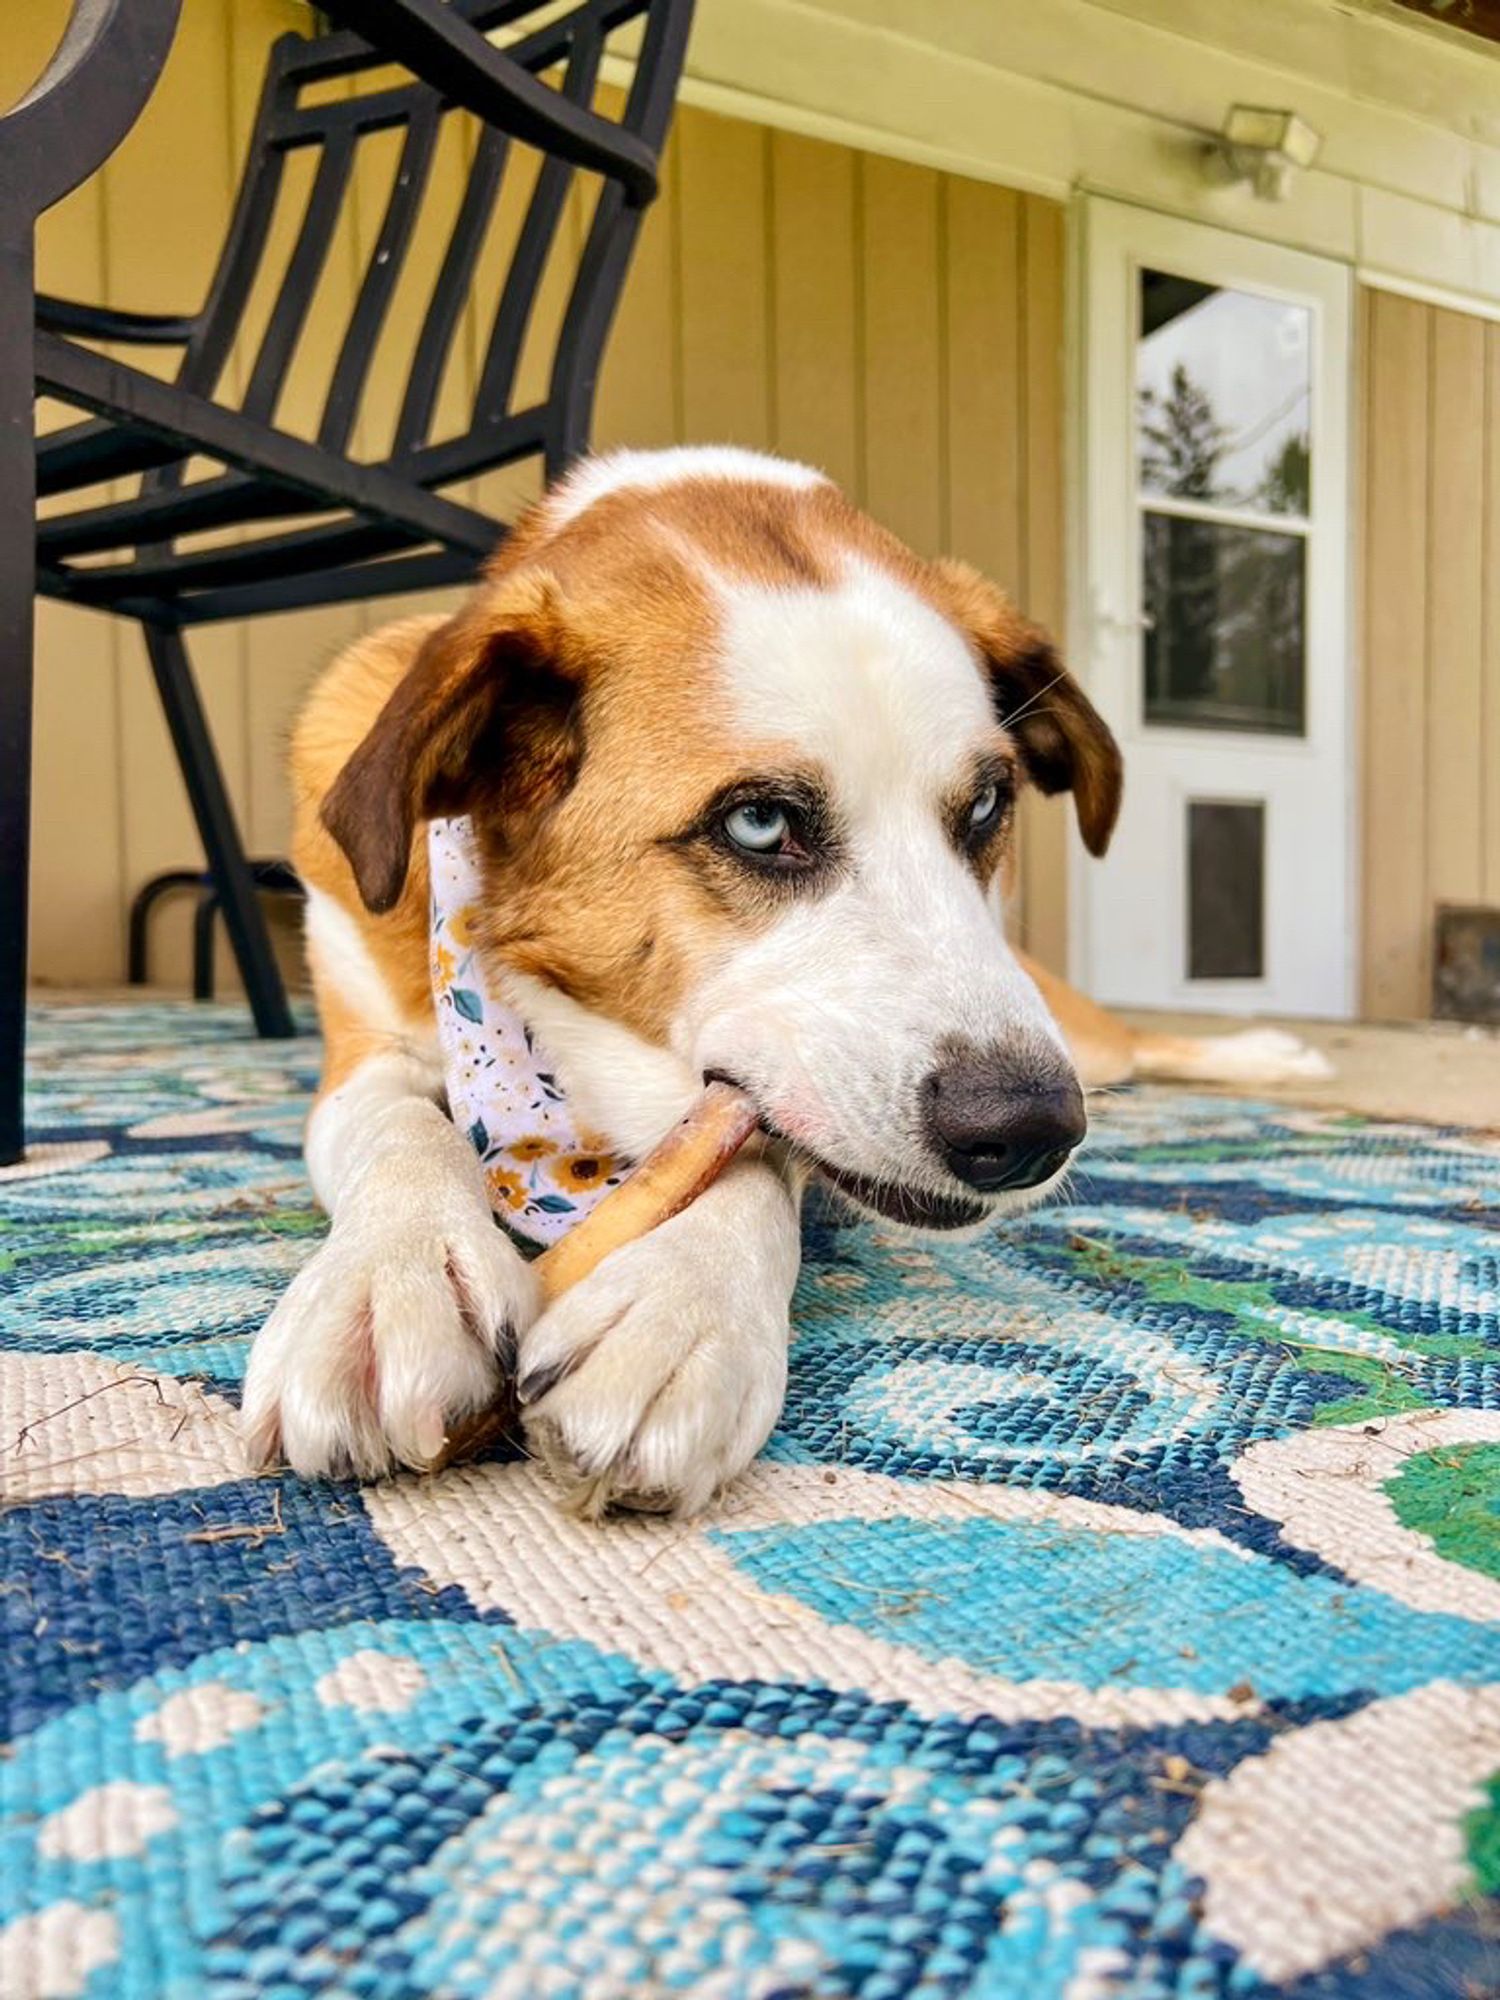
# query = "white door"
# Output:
<box><xmin>1075</xmin><ymin>199</ymin><xmax>1354</xmax><ymax>1018</ymax></box>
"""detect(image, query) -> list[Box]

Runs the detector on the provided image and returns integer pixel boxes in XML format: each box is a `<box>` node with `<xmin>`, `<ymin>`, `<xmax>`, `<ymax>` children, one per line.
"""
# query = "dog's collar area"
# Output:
<box><xmin>429</xmin><ymin>816</ymin><xmax>632</xmax><ymax>1247</ymax></box>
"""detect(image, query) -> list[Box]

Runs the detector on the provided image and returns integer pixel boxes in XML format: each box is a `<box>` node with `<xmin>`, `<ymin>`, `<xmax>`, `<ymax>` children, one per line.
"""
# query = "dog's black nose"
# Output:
<box><xmin>922</xmin><ymin>1047</ymin><xmax>1086</xmax><ymax>1192</ymax></box>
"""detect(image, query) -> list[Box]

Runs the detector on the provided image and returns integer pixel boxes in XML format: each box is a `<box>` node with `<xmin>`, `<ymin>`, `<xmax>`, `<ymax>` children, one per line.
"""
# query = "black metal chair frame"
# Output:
<box><xmin>1</xmin><ymin>0</ymin><xmax>693</xmax><ymax>1165</ymax></box>
<box><xmin>129</xmin><ymin>858</ymin><xmax>304</xmax><ymax>1002</ymax></box>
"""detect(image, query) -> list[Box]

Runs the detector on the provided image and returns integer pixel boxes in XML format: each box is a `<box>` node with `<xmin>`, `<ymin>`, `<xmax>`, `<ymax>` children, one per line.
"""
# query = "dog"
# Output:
<box><xmin>242</xmin><ymin>445</ymin><xmax>1324</xmax><ymax>1513</ymax></box>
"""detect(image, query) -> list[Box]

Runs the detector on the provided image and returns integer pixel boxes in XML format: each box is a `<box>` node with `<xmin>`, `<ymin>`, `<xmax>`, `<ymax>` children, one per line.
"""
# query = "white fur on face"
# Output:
<box><xmin>672</xmin><ymin>559</ymin><xmax>1074</xmax><ymax>1221</ymax></box>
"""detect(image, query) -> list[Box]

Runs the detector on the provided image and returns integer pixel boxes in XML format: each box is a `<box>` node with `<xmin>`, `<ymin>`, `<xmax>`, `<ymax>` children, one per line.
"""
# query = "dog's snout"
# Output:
<box><xmin>922</xmin><ymin>1047</ymin><xmax>1086</xmax><ymax>1193</ymax></box>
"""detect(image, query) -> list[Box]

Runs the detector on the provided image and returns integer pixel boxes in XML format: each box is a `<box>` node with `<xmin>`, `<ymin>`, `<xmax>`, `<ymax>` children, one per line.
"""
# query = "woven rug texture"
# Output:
<box><xmin>2</xmin><ymin>1001</ymin><xmax>1500</xmax><ymax>2000</ymax></box>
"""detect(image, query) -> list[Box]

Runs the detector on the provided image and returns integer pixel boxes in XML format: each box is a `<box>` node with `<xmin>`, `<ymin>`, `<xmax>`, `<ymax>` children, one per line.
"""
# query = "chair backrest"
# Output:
<box><xmin>176</xmin><ymin>0</ymin><xmax>691</xmax><ymax>493</ymax></box>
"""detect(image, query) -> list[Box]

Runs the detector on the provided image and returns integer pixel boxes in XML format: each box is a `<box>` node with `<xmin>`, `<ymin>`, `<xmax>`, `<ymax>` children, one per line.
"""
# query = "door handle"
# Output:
<box><xmin>1092</xmin><ymin>588</ymin><xmax>1155</xmax><ymax>635</ymax></box>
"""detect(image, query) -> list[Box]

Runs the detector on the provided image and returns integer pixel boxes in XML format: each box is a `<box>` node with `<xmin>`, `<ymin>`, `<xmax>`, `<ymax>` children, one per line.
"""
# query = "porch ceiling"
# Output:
<box><xmin>1390</xmin><ymin>0</ymin><xmax>1500</xmax><ymax>48</ymax></box>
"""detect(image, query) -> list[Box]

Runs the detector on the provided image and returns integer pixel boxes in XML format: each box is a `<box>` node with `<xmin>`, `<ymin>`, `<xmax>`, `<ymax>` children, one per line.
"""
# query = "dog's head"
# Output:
<box><xmin>323</xmin><ymin>449</ymin><xmax>1122</xmax><ymax>1230</ymax></box>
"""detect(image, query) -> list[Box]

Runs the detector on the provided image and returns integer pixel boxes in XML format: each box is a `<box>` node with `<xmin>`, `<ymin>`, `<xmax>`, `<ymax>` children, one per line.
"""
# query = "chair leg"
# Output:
<box><xmin>0</xmin><ymin>240</ymin><xmax>37</xmax><ymax>1166</ymax></box>
<box><xmin>128</xmin><ymin>868</ymin><xmax>209</xmax><ymax>984</ymax></box>
<box><xmin>142</xmin><ymin>624</ymin><xmax>295</xmax><ymax>1039</ymax></box>
<box><xmin>0</xmin><ymin>629</ymin><xmax>31</xmax><ymax>1165</ymax></box>
<box><xmin>193</xmin><ymin>888</ymin><xmax>218</xmax><ymax>1002</ymax></box>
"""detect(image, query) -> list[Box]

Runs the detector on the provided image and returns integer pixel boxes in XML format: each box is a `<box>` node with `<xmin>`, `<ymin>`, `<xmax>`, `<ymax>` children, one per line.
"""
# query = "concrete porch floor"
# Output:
<box><xmin>1118</xmin><ymin>1007</ymin><xmax>1500</xmax><ymax>1132</ymax></box>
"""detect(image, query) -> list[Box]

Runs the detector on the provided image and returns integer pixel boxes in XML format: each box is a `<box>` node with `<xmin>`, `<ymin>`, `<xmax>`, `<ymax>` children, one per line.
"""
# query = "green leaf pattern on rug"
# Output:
<box><xmin>1058</xmin><ymin>1235</ymin><xmax>1435</xmax><ymax>1426</ymax></box>
<box><xmin>1466</xmin><ymin>1774</ymin><xmax>1500</xmax><ymax>1898</ymax></box>
<box><xmin>1388</xmin><ymin>1442</ymin><xmax>1500</xmax><ymax>1585</ymax></box>
<box><xmin>1376</xmin><ymin>1434</ymin><xmax>1500</xmax><ymax>1898</ymax></box>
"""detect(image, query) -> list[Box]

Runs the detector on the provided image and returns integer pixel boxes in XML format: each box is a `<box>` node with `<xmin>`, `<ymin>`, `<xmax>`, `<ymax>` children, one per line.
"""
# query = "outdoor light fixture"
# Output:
<box><xmin>1212</xmin><ymin>105</ymin><xmax>1322</xmax><ymax>200</ymax></box>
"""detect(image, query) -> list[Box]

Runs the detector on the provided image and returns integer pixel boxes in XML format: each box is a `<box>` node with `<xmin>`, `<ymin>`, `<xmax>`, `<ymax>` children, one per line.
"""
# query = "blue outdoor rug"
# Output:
<box><xmin>3</xmin><ymin>999</ymin><xmax>1500</xmax><ymax>2000</ymax></box>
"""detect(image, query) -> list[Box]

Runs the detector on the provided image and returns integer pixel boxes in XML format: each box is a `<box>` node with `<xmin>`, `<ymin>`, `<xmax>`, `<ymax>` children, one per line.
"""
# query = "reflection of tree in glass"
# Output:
<box><xmin>1138</xmin><ymin>364</ymin><xmax>1309</xmax><ymax>516</ymax></box>
<box><xmin>1258</xmin><ymin>432</ymin><xmax>1310</xmax><ymax>517</ymax></box>
<box><xmin>1137</xmin><ymin>366</ymin><xmax>1306</xmax><ymax>732</ymax></box>
<box><xmin>1139</xmin><ymin>364</ymin><xmax>1226</xmax><ymax>500</ymax></box>
<box><xmin>1143</xmin><ymin>517</ymin><xmax>1303</xmax><ymax>732</ymax></box>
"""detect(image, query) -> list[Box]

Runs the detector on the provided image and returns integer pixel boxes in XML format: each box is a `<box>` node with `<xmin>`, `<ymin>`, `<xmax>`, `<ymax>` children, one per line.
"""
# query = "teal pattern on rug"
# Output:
<box><xmin>3</xmin><ymin>1001</ymin><xmax>1499</xmax><ymax>1999</ymax></box>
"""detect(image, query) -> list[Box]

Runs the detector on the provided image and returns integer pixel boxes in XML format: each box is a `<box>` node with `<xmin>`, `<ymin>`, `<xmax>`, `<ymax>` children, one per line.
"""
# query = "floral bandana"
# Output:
<box><xmin>428</xmin><ymin>815</ymin><xmax>631</xmax><ymax>1246</ymax></box>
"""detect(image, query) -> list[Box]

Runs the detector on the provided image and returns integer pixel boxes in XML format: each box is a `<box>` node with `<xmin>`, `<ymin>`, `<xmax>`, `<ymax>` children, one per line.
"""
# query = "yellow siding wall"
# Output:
<box><xmin>12</xmin><ymin>2</ymin><xmax>1068</xmax><ymax>994</ymax></box>
<box><xmin>1360</xmin><ymin>286</ymin><xmax>1500</xmax><ymax>1019</ymax></box>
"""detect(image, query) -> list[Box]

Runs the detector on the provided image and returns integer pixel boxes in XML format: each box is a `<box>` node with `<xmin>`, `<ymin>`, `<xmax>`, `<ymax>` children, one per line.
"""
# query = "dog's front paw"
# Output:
<box><xmin>241</xmin><ymin>1193</ymin><xmax>537</xmax><ymax>1479</ymax></box>
<box><xmin>516</xmin><ymin>1180</ymin><xmax>796</xmax><ymax>1518</ymax></box>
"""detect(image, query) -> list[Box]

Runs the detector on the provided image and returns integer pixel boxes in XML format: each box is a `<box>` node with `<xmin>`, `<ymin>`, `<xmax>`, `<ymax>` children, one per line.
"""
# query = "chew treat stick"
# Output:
<box><xmin>535</xmin><ymin>1081</ymin><xmax>761</xmax><ymax>1300</ymax></box>
<box><xmin>431</xmin><ymin>1081</ymin><xmax>760</xmax><ymax>1470</ymax></box>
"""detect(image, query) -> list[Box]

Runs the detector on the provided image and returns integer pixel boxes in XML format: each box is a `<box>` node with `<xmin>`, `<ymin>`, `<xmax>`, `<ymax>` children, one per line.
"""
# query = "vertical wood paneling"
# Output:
<box><xmin>768</xmin><ymin>132</ymin><xmax>859</xmax><ymax>491</ymax></box>
<box><xmin>22</xmin><ymin>6</ymin><xmax>125</xmax><ymax>987</ymax></box>
<box><xmin>944</xmin><ymin>179</ymin><xmax>1023</xmax><ymax>587</ymax></box>
<box><xmin>31</xmin><ymin>314</ymin><xmax>122</xmax><ymax>988</ymax></box>
<box><xmin>860</xmin><ymin>155</ymin><xmax>943</xmax><ymax>556</ymax></box>
<box><xmin>1362</xmin><ymin>290</ymin><xmax>1431</xmax><ymax>1019</ymax></box>
<box><xmin>1017</xmin><ymin>196</ymin><xmax>1071</xmax><ymax>972</ymax></box>
<box><xmin>593</xmin><ymin>122</ymin><xmax>680</xmax><ymax>449</ymax></box>
<box><xmin>20</xmin><ymin>11</ymin><xmax>1070</xmax><ymax>989</ymax></box>
<box><xmin>1425</xmin><ymin>309</ymin><xmax>1485</xmax><ymax>910</ymax></box>
<box><xmin>1019</xmin><ymin>199</ymin><xmax>1067</xmax><ymax>637</ymax></box>
<box><xmin>1483</xmin><ymin>326</ymin><xmax>1500</xmax><ymax>905</ymax></box>
<box><xmin>103</xmin><ymin>0</ymin><xmax>250</xmax><ymax>993</ymax></box>
<box><xmin>1359</xmin><ymin>285</ymin><xmax>1500</xmax><ymax>1016</ymax></box>
<box><xmin>676</xmin><ymin>108</ymin><xmax>771</xmax><ymax>444</ymax></box>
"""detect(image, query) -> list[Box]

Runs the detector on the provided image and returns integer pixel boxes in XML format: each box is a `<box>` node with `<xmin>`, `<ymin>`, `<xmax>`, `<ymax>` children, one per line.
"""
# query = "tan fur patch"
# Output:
<box><xmin>290</xmin><ymin>617</ymin><xmax>445</xmax><ymax>1094</ymax></box>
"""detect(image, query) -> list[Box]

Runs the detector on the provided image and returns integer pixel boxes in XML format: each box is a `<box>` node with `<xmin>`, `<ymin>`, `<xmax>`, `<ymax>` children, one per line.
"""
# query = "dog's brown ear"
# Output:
<box><xmin>930</xmin><ymin>558</ymin><xmax>1122</xmax><ymax>857</ymax></box>
<box><xmin>321</xmin><ymin>571</ymin><xmax>583</xmax><ymax>914</ymax></box>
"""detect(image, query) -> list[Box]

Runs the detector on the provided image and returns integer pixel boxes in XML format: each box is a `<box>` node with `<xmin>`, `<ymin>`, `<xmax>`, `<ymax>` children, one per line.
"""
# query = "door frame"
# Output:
<box><xmin>1066</xmin><ymin>194</ymin><xmax>1358</xmax><ymax>1019</ymax></box>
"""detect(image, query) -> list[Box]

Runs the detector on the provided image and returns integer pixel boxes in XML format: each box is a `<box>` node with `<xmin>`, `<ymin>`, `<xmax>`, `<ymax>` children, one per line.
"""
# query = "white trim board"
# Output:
<box><xmin>1356</xmin><ymin>267</ymin><xmax>1500</xmax><ymax>327</ymax></box>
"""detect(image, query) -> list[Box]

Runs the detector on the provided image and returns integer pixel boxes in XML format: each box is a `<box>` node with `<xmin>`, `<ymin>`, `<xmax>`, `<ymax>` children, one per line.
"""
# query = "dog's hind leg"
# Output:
<box><xmin>1014</xmin><ymin>950</ymin><xmax>1137</xmax><ymax>1087</ymax></box>
<box><xmin>1124</xmin><ymin>1026</ymin><xmax>1333</xmax><ymax>1086</ymax></box>
<box><xmin>1017</xmin><ymin>951</ymin><xmax>1333</xmax><ymax>1090</ymax></box>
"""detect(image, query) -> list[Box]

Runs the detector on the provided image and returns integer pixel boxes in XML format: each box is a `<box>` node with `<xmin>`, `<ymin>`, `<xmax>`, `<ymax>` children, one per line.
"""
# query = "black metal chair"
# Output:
<box><xmin>129</xmin><ymin>858</ymin><xmax>305</xmax><ymax>1002</ymax></box>
<box><xmin>1</xmin><ymin>0</ymin><xmax>694</xmax><ymax>1165</ymax></box>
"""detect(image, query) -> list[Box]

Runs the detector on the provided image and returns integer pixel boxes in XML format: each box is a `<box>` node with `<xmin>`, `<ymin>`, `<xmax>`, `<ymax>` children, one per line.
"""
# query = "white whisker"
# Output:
<box><xmin>1000</xmin><ymin>671</ymin><xmax>1070</xmax><ymax>731</ymax></box>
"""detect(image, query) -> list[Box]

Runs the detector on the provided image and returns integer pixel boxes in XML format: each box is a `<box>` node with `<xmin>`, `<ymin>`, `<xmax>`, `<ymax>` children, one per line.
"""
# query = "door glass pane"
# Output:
<box><xmin>1137</xmin><ymin>271</ymin><xmax>1311</xmax><ymax>517</ymax></box>
<box><xmin>1143</xmin><ymin>513</ymin><xmax>1305</xmax><ymax>733</ymax></box>
<box><xmin>1187</xmin><ymin>800</ymin><xmax>1265</xmax><ymax>980</ymax></box>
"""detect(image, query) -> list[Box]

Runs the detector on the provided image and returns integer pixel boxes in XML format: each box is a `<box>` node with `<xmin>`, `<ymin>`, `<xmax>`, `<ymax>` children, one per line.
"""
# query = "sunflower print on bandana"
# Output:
<box><xmin>428</xmin><ymin>815</ymin><xmax>630</xmax><ymax>1246</ymax></box>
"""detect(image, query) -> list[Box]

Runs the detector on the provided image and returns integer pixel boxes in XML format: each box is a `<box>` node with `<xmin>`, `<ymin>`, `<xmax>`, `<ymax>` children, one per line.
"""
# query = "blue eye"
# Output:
<box><xmin>969</xmin><ymin>782</ymin><xmax>1001</xmax><ymax>829</ymax></box>
<box><xmin>724</xmin><ymin>801</ymin><xmax>791</xmax><ymax>853</ymax></box>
